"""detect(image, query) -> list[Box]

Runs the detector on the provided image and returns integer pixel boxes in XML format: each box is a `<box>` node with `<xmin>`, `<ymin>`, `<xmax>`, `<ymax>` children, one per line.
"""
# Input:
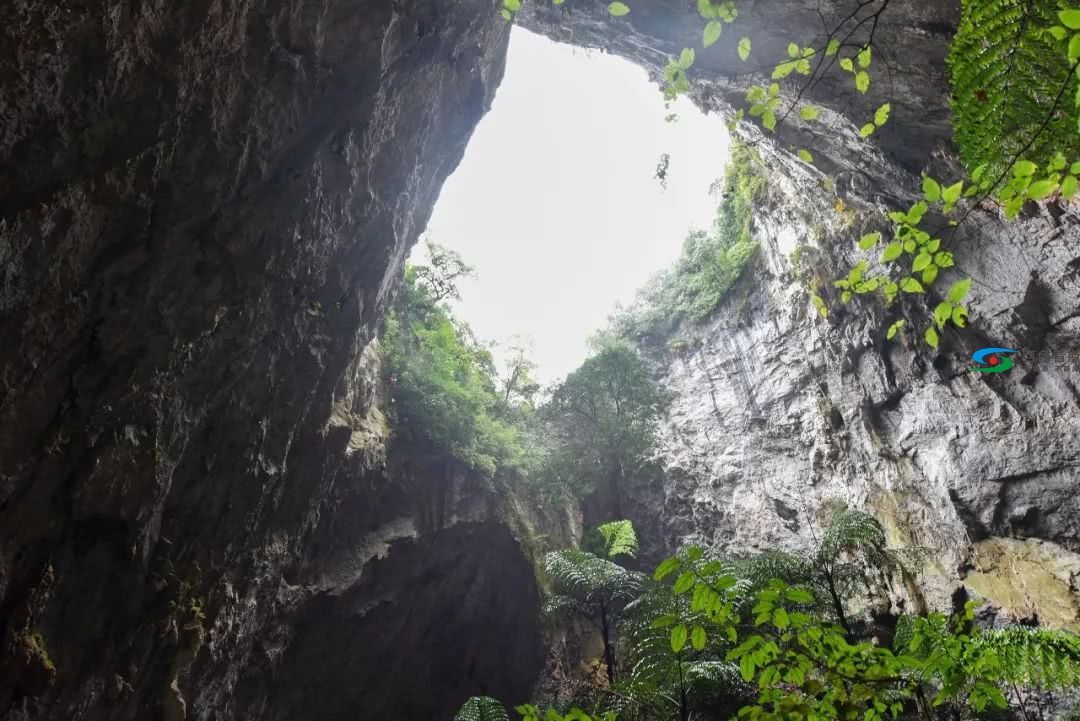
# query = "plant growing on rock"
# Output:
<box><xmin>498</xmin><ymin>0</ymin><xmax>1080</xmax><ymax>351</ymax></box>
<box><xmin>544</xmin><ymin>520</ymin><xmax>647</xmax><ymax>684</ymax></box>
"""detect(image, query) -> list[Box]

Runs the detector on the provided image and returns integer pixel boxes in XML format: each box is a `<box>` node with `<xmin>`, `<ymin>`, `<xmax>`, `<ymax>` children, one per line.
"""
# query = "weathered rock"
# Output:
<box><xmin>1</xmin><ymin>0</ymin><xmax>545</xmax><ymax>718</ymax></box>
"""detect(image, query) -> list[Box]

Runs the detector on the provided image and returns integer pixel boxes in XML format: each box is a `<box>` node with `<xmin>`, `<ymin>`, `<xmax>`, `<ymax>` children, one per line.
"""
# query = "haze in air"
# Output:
<box><xmin>422</xmin><ymin>27</ymin><xmax>730</xmax><ymax>382</ymax></box>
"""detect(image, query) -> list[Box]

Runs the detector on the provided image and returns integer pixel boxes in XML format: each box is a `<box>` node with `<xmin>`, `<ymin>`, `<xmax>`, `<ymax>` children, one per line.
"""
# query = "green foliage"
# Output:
<box><xmin>611</xmin><ymin>145</ymin><xmax>765</xmax><ymax>345</ymax></box>
<box><xmin>456</xmin><ymin>697</ymin><xmax>511</xmax><ymax>721</ymax></box>
<box><xmin>544</xmin><ymin>522</ymin><xmax>648</xmax><ymax>684</ymax></box>
<box><xmin>540</xmin><ymin>341</ymin><xmax>665</xmax><ymax>501</ymax></box>
<box><xmin>585</xmin><ymin>520</ymin><xmax>639</xmax><ymax>560</ymax></box>
<box><xmin>383</xmin><ymin>244</ymin><xmax>528</xmax><ymax>476</ymax></box>
<box><xmin>948</xmin><ymin>0</ymin><xmax>1080</xmax><ymax>181</ymax></box>
<box><xmin>544</xmin><ymin>548</ymin><xmax>645</xmax><ymax>613</ymax></box>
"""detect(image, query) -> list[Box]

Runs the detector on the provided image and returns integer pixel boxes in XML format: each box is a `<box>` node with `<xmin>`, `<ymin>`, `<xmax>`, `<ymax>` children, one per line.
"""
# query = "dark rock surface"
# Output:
<box><xmin>0</xmin><ymin>0</ymin><xmax>543</xmax><ymax>718</ymax></box>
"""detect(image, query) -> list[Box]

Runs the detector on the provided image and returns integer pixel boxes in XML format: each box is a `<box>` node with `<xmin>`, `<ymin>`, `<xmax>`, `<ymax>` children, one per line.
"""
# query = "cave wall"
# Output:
<box><xmin>1</xmin><ymin>0</ymin><xmax>545</xmax><ymax>719</ymax></box>
<box><xmin>518</xmin><ymin>0</ymin><xmax>1080</xmax><ymax>626</ymax></box>
<box><xmin>3</xmin><ymin>0</ymin><xmax>1079</xmax><ymax>718</ymax></box>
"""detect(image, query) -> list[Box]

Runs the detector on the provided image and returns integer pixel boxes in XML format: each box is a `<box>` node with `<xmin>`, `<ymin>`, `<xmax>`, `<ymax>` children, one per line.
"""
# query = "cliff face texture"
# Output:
<box><xmin>1</xmin><ymin>1</ymin><xmax>543</xmax><ymax>719</ymax></box>
<box><xmin>519</xmin><ymin>1</ymin><xmax>1080</xmax><ymax>629</ymax></box>
<box><xmin>2</xmin><ymin>0</ymin><xmax>1079</xmax><ymax>719</ymax></box>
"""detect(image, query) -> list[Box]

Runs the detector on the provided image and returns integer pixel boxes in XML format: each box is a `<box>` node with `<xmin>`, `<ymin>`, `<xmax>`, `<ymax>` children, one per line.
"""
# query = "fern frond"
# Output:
<box><xmin>544</xmin><ymin>549</ymin><xmax>645</xmax><ymax>604</ymax></box>
<box><xmin>586</xmin><ymin>520</ymin><xmax>639</xmax><ymax>560</ymax></box>
<box><xmin>948</xmin><ymin>0</ymin><xmax>1079</xmax><ymax>179</ymax></box>
<box><xmin>976</xmin><ymin>626</ymin><xmax>1080</xmax><ymax>689</ymax></box>
<box><xmin>454</xmin><ymin>697</ymin><xmax>510</xmax><ymax>721</ymax></box>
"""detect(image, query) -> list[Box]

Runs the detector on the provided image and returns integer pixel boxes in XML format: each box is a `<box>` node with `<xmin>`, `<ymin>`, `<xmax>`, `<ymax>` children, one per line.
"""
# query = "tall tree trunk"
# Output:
<box><xmin>599</xmin><ymin>602</ymin><xmax>617</xmax><ymax>684</ymax></box>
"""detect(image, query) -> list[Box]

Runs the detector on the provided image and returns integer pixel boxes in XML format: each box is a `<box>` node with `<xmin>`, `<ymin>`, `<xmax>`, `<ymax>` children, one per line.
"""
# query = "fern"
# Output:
<box><xmin>585</xmin><ymin>520</ymin><xmax>639</xmax><ymax>560</ymax></box>
<box><xmin>976</xmin><ymin>626</ymin><xmax>1080</xmax><ymax>689</ymax></box>
<box><xmin>543</xmin><ymin>549</ymin><xmax>645</xmax><ymax>608</ymax></box>
<box><xmin>455</xmin><ymin>697</ymin><xmax>510</xmax><ymax>721</ymax></box>
<box><xmin>948</xmin><ymin>0</ymin><xmax>1080</xmax><ymax>180</ymax></box>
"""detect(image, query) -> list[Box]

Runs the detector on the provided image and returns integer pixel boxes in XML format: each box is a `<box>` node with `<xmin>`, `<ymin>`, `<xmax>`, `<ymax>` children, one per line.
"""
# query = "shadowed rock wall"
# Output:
<box><xmin>0</xmin><ymin>1</ymin><xmax>544</xmax><ymax>718</ymax></box>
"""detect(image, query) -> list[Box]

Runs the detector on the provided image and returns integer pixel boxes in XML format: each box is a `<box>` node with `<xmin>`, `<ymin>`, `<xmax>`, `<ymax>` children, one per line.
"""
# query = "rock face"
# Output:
<box><xmin>2</xmin><ymin>0</ymin><xmax>1079</xmax><ymax>718</ymax></box>
<box><xmin>1</xmin><ymin>0</ymin><xmax>544</xmax><ymax>718</ymax></box>
<box><xmin>519</xmin><ymin>0</ymin><xmax>1080</xmax><ymax>624</ymax></box>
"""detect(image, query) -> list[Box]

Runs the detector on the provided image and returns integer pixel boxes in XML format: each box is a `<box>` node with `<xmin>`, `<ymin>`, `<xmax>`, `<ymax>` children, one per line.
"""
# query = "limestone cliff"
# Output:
<box><xmin>2</xmin><ymin>0</ymin><xmax>1079</xmax><ymax>719</ymax></box>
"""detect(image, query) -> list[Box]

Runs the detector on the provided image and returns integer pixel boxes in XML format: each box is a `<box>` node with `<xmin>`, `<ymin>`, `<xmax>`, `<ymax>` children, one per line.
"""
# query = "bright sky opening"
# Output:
<box><xmin>420</xmin><ymin>28</ymin><xmax>730</xmax><ymax>383</ymax></box>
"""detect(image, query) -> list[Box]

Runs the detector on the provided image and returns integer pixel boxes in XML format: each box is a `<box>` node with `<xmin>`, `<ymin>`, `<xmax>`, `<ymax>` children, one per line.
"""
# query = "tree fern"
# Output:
<box><xmin>948</xmin><ymin>0</ymin><xmax>1080</xmax><ymax>180</ymax></box>
<box><xmin>543</xmin><ymin>549</ymin><xmax>645</xmax><ymax>607</ymax></box>
<box><xmin>455</xmin><ymin>697</ymin><xmax>510</xmax><ymax>721</ymax></box>
<box><xmin>585</xmin><ymin>520</ymin><xmax>639</xmax><ymax>560</ymax></box>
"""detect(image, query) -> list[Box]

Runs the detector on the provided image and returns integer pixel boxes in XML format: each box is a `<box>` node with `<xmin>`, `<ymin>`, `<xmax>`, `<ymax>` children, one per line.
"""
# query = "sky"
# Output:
<box><xmin>419</xmin><ymin>28</ymin><xmax>730</xmax><ymax>383</ymax></box>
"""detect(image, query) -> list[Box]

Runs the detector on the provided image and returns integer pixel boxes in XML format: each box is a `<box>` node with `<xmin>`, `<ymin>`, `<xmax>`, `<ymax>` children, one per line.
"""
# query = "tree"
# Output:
<box><xmin>383</xmin><ymin>247</ymin><xmax>524</xmax><ymax>476</ymax></box>
<box><xmin>410</xmin><ymin>238</ymin><xmax>474</xmax><ymax>303</ymax></box>
<box><xmin>542</xmin><ymin>340</ymin><xmax>666</xmax><ymax>512</ymax></box>
<box><xmin>544</xmin><ymin>521</ymin><xmax>647</xmax><ymax>685</ymax></box>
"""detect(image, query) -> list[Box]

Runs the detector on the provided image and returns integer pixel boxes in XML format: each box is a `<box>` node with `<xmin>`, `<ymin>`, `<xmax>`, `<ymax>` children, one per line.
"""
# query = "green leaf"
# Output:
<box><xmin>1013</xmin><ymin>160</ymin><xmax>1037</xmax><ymax>177</ymax></box>
<box><xmin>933</xmin><ymin>301</ymin><xmax>952</xmax><ymax>328</ymax></box>
<box><xmin>740</xmin><ymin>653</ymin><xmax>755</xmax><ymax>682</ymax></box>
<box><xmin>923</xmin><ymin>176</ymin><xmax>941</xmax><ymax>202</ymax></box>
<box><xmin>788</xmin><ymin>43</ymin><xmax>799</xmax><ymax>58</ymax></box>
<box><xmin>855</xmin><ymin>71</ymin><xmax>870</xmax><ymax>93</ymax></box>
<box><xmin>908</xmin><ymin>201</ymin><xmax>928</xmax><ymax>224</ymax></box>
<box><xmin>762</xmin><ymin>111</ymin><xmax>776</xmax><ymax>131</ymax></box>
<box><xmin>654</xmin><ymin>557</ymin><xmax>681</xmax><ymax>580</ymax></box>
<box><xmin>935</xmin><ymin>251</ymin><xmax>955</xmax><ymax>268</ymax></box>
<box><xmin>948</xmin><ymin>278</ymin><xmax>971</xmax><ymax>303</ymax></box>
<box><xmin>826</xmin><ymin>39</ymin><xmax>840</xmax><ymax>56</ymax></box>
<box><xmin>922</xmin><ymin>264</ymin><xmax>939</xmax><ymax>285</ymax></box>
<box><xmin>1060</xmin><ymin>9</ymin><xmax>1080</xmax><ymax>29</ymax></box>
<box><xmin>773</xmin><ymin>608</ymin><xmax>790</xmax><ymax>629</ymax></box>
<box><xmin>800</xmin><ymin>105</ymin><xmax>820</xmax><ymax>121</ymax></box>
<box><xmin>671</xmin><ymin>624</ymin><xmax>688</xmax><ymax>653</ymax></box>
<box><xmin>887</xmin><ymin>319</ymin><xmax>905</xmax><ymax>340</ymax></box>
<box><xmin>859</xmin><ymin>123</ymin><xmax>876</xmax><ymax>137</ymax></box>
<box><xmin>874</xmin><ymin>103</ymin><xmax>891</xmax><ymax>126</ymax></box>
<box><xmin>901</xmin><ymin>277</ymin><xmax>925</xmax><ymax>293</ymax></box>
<box><xmin>1027</xmin><ymin>179</ymin><xmax>1058</xmax><ymax>200</ymax></box>
<box><xmin>839</xmin><ymin>57</ymin><xmax>854</xmax><ymax>72</ymax></box>
<box><xmin>704</xmin><ymin>20</ymin><xmax>722</xmax><ymax>48</ymax></box>
<box><xmin>697</xmin><ymin>0</ymin><xmax>716</xmax><ymax>18</ymax></box>
<box><xmin>798</xmin><ymin>149</ymin><xmax>814</xmax><ymax>163</ymax></box>
<box><xmin>1050</xmin><ymin>25</ymin><xmax>1069</xmax><ymax>41</ymax></box>
<box><xmin>608</xmin><ymin>2</ymin><xmax>631</xmax><ymax>16</ymax></box>
<box><xmin>651</xmin><ymin>614</ymin><xmax>677</xmax><ymax>628</ymax></box>
<box><xmin>858</xmin><ymin>231</ymin><xmax>881</xmax><ymax>250</ymax></box>
<box><xmin>785</xmin><ymin>588</ymin><xmax>814</xmax><ymax>603</ymax></box>
<box><xmin>972</xmin><ymin>164</ymin><xmax>987</xmax><ymax>184</ymax></box>
<box><xmin>691</xmin><ymin>625</ymin><xmax>707</xmax><ymax>651</ymax></box>
<box><xmin>501</xmin><ymin>8</ymin><xmax>512</xmax><ymax>20</ymax></box>
<box><xmin>942</xmin><ymin>181</ymin><xmax>963</xmax><ymax>204</ymax></box>
<box><xmin>505</xmin><ymin>0</ymin><xmax>522</xmax><ymax>9</ymax></box>
<box><xmin>880</xmin><ymin>241</ymin><xmax>903</xmax><ymax>262</ymax></box>
<box><xmin>924</xmin><ymin>326</ymin><xmax>939</xmax><ymax>349</ymax></box>
<box><xmin>912</xmin><ymin>253</ymin><xmax>932</xmax><ymax>272</ymax></box>
<box><xmin>812</xmin><ymin>294</ymin><xmax>828</xmax><ymax>318</ymax></box>
<box><xmin>685</xmin><ymin>545</ymin><xmax>703</xmax><ymax>560</ymax></box>
<box><xmin>857</xmin><ymin>47</ymin><xmax>872</xmax><ymax>67</ymax></box>
<box><xmin>678</xmin><ymin>47</ymin><xmax>696</xmax><ymax>69</ymax></box>
<box><xmin>952</xmin><ymin>305</ymin><xmax>968</xmax><ymax>327</ymax></box>
<box><xmin>767</xmin><ymin>83</ymin><xmax>780</xmax><ymax>97</ymax></box>
<box><xmin>1062</xmin><ymin>174</ymin><xmax>1078</xmax><ymax>200</ymax></box>
<box><xmin>673</xmin><ymin>571</ymin><xmax>695</xmax><ymax>594</ymax></box>
<box><xmin>738</xmin><ymin>37</ymin><xmax>751</xmax><ymax>61</ymax></box>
